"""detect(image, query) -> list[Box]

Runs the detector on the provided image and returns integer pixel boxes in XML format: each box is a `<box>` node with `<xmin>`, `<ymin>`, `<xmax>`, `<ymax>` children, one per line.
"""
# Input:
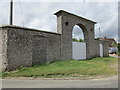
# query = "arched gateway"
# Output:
<box><xmin>72</xmin><ymin>25</ymin><xmax>86</xmax><ymax>60</ymax></box>
<box><xmin>54</xmin><ymin>10</ymin><xmax>107</xmax><ymax>60</ymax></box>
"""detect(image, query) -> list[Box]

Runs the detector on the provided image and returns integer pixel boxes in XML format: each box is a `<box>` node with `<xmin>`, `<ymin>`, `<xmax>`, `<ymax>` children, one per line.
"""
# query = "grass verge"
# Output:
<box><xmin>2</xmin><ymin>57</ymin><xmax>118</xmax><ymax>78</ymax></box>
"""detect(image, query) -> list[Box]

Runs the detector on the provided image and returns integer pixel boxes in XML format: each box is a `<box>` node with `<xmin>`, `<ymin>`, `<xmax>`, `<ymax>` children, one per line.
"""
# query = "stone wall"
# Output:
<box><xmin>32</xmin><ymin>35</ymin><xmax>47</xmax><ymax>65</ymax></box>
<box><xmin>90</xmin><ymin>40</ymin><xmax>100</xmax><ymax>58</ymax></box>
<box><xmin>45</xmin><ymin>33</ymin><xmax>61</xmax><ymax>62</ymax></box>
<box><xmin>0</xmin><ymin>26</ymin><xmax>61</xmax><ymax>71</ymax></box>
<box><xmin>30</xmin><ymin>28</ymin><xmax>61</xmax><ymax>63</ymax></box>
<box><xmin>0</xmin><ymin>30</ymin><xmax>2</xmax><ymax>71</ymax></box>
<box><xmin>6</xmin><ymin>27</ymin><xmax>33</xmax><ymax>71</ymax></box>
<box><xmin>0</xmin><ymin>29</ymin><xmax>8</xmax><ymax>71</ymax></box>
<box><xmin>100</xmin><ymin>40</ymin><xmax>109</xmax><ymax>57</ymax></box>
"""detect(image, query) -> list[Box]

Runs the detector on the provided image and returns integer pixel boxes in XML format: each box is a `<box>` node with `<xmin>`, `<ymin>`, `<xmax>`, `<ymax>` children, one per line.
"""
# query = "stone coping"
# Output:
<box><xmin>54</xmin><ymin>10</ymin><xmax>97</xmax><ymax>24</ymax></box>
<box><xmin>0</xmin><ymin>25</ymin><xmax>61</xmax><ymax>35</ymax></box>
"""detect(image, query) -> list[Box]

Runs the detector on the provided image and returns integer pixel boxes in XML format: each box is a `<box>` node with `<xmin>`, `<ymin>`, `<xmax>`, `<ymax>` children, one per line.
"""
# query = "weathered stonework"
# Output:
<box><xmin>0</xmin><ymin>29</ymin><xmax>8</xmax><ymax>71</ymax></box>
<box><xmin>0</xmin><ymin>26</ymin><xmax>61</xmax><ymax>71</ymax></box>
<box><xmin>0</xmin><ymin>30</ymin><xmax>2</xmax><ymax>71</ymax></box>
<box><xmin>99</xmin><ymin>40</ymin><xmax>109</xmax><ymax>57</ymax></box>
<box><xmin>0</xmin><ymin>10</ymin><xmax>109</xmax><ymax>71</ymax></box>
<box><xmin>54</xmin><ymin>10</ymin><xmax>99</xmax><ymax>60</ymax></box>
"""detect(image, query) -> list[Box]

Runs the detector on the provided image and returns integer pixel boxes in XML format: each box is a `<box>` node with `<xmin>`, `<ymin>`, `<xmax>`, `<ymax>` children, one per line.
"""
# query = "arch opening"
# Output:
<box><xmin>72</xmin><ymin>25</ymin><xmax>85</xmax><ymax>42</ymax></box>
<box><xmin>72</xmin><ymin>25</ymin><xmax>86</xmax><ymax>60</ymax></box>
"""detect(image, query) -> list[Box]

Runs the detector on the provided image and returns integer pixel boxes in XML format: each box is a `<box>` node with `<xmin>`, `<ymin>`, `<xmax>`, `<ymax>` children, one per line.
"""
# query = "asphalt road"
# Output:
<box><xmin>2</xmin><ymin>76</ymin><xmax>118</xmax><ymax>88</ymax></box>
<box><xmin>109</xmin><ymin>55</ymin><xmax>120</xmax><ymax>58</ymax></box>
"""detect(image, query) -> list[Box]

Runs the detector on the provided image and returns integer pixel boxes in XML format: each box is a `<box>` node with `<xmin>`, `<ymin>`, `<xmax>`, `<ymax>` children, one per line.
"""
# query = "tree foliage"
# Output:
<box><xmin>72</xmin><ymin>38</ymin><xmax>84</xmax><ymax>42</ymax></box>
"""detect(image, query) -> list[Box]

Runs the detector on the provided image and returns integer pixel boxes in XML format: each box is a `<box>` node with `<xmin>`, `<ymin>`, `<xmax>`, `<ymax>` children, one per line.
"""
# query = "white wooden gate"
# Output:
<box><xmin>100</xmin><ymin>44</ymin><xmax>103</xmax><ymax>57</ymax></box>
<box><xmin>72</xmin><ymin>42</ymin><xmax>86</xmax><ymax>60</ymax></box>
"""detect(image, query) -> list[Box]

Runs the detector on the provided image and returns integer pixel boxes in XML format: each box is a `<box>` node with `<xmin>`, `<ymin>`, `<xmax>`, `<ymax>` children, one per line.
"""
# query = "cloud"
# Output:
<box><xmin>0</xmin><ymin>1</ymin><xmax>10</xmax><ymax>25</ymax></box>
<box><xmin>0</xmin><ymin>1</ymin><xmax>118</xmax><ymax>42</ymax></box>
<box><xmin>72</xmin><ymin>25</ymin><xmax>84</xmax><ymax>39</ymax></box>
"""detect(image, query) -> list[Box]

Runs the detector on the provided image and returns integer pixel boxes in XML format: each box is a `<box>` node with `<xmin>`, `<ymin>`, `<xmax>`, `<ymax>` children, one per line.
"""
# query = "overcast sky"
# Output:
<box><xmin>0</xmin><ymin>0</ymin><xmax>119</xmax><ymax>42</ymax></box>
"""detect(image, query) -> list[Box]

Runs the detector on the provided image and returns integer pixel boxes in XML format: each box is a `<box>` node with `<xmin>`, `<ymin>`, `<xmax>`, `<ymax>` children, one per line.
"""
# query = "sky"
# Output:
<box><xmin>0</xmin><ymin>0</ymin><xmax>119</xmax><ymax>42</ymax></box>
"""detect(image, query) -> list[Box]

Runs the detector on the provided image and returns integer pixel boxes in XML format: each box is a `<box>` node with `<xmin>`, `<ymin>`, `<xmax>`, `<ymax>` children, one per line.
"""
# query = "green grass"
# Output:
<box><xmin>2</xmin><ymin>57</ymin><xmax>118</xmax><ymax>78</ymax></box>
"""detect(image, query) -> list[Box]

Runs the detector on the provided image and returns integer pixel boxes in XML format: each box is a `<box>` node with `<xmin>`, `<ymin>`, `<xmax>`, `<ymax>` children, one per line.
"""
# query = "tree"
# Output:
<box><xmin>78</xmin><ymin>39</ymin><xmax>84</xmax><ymax>42</ymax></box>
<box><xmin>72</xmin><ymin>38</ymin><xmax>84</xmax><ymax>42</ymax></box>
<box><xmin>96</xmin><ymin>37</ymin><xmax>100</xmax><ymax>40</ymax></box>
<box><xmin>72</xmin><ymin>38</ymin><xmax>78</xmax><ymax>42</ymax></box>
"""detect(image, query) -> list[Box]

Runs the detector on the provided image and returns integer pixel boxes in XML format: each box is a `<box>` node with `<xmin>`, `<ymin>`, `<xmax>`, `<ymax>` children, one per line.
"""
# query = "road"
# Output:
<box><xmin>2</xmin><ymin>76</ymin><xmax>118</xmax><ymax>88</ymax></box>
<box><xmin>109</xmin><ymin>55</ymin><xmax>120</xmax><ymax>58</ymax></box>
<box><xmin>111</xmin><ymin>56</ymin><xmax>120</xmax><ymax>58</ymax></box>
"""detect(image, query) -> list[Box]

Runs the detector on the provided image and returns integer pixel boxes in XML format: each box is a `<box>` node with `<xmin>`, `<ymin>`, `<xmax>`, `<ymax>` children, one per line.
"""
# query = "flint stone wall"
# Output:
<box><xmin>0</xmin><ymin>26</ymin><xmax>61</xmax><ymax>71</ymax></box>
<box><xmin>0</xmin><ymin>30</ymin><xmax>2</xmax><ymax>71</ymax></box>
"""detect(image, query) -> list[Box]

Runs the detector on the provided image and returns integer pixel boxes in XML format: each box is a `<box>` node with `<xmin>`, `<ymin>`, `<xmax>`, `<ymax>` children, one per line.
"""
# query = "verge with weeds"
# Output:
<box><xmin>2</xmin><ymin>57</ymin><xmax>118</xmax><ymax>78</ymax></box>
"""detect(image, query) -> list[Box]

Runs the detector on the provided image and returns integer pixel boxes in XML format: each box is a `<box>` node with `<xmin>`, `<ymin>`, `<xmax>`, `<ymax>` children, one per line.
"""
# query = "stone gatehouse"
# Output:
<box><xmin>0</xmin><ymin>10</ymin><xmax>109</xmax><ymax>71</ymax></box>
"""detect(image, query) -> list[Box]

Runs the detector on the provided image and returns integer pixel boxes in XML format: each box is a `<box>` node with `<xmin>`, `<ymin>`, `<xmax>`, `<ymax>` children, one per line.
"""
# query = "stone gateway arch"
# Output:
<box><xmin>0</xmin><ymin>10</ymin><xmax>109</xmax><ymax>71</ymax></box>
<box><xmin>55</xmin><ymin>10</ymin><xmax>99</xmax><ymax>60</ymax></box>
